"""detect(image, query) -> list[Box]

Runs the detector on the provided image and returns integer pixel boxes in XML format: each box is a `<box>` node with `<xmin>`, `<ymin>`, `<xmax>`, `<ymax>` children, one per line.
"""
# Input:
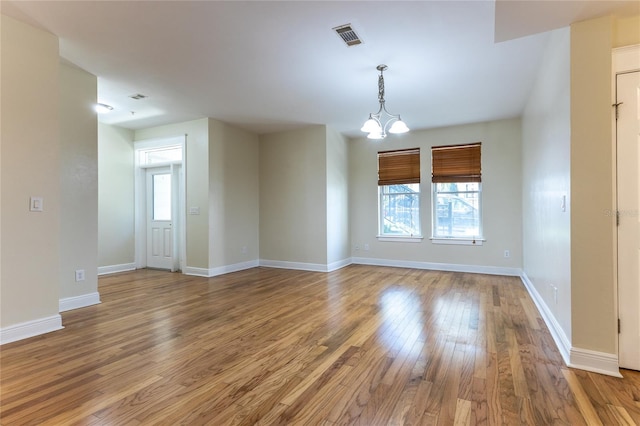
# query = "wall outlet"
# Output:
<box><xmin>241</xmin><ymin>246</ymin><xmax>248</xmax><ymax>254</ymax></box>
<box><xmin>504</xmin><ymin>250</ymin><xmax>510</xmax><ymax>258</ymax></box>
<box><xmin>75</xmin><ymin>269</ymin><xmax>85</xmax><ymax>282</ymax></box>
<box><xmin>553</xmin><ymin>286</ymin><xmax>558</xmax><ymax>304</ymax></box>
<box><xmin>364</xmin><ymin>243</ymin><xmax>370</xmax><ymax>251</ymax></box>
<box><xmin>354</xmin><ymin>245</ymin><xmax>360</xmax><ymax>251</ymax></box>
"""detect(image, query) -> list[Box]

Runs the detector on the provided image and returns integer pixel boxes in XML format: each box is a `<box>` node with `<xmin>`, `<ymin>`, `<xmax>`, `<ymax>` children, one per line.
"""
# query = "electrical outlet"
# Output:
<box><xmin>364</xmin><ymin>243</ymin><xmax>370</xmax><ymax>251</ymax></box>
<box><xmin>355</xmin><ymin>245</ymin><xmax>360</xmax><ymax>251</ymax></box>
<box><xmin>241</xmin><ymin>246</ymin><xmax>248</xmax><ymax>254</ymax></box>
<box><xmin>75</xmin><ymin>269</ymin><xmax>85</xmax><ymax>282</ymax></box>
<box><xmin>504</xmin><ymin>250</ymin><xmax>510</xmax><ymax>258</ymax></box>
<box><xmin>553</xmin><ymin>286</ymin><xmax>558</xmax><ymax>304</ymax></box>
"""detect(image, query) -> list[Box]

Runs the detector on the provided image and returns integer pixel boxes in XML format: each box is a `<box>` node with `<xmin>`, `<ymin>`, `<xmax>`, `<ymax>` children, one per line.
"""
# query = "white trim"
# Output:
<box><xmin>182</xmin><ymin>266</ymin><xmax>211</xmax><ymax>277</ymax></box>
<box><xmin>134</xmin><ymin>136</ymin><xmax>185</xmax><ymax>151</ymax></box>
<box><xmin>520</xmin><ymin>273</ymin><xmax>623</xmax><ymax>377</ymax></box>
<box><xmin>259</xmin><ymin>259</ymin><xmax>331</xmax><ymax>273</ymax></box>
<box><xmin>98</xmin><ymin>263</ymin><xmax>136</xmax><ymax>276</ymax></box>
<box><xmin>520</xmin><ymin>272</ymin><xmax>571</xmax><ymax>365</ymax></box>
<box><xmin>377</xmin><ymin>236</ymin><xmax>423</xmax><ymax>243</ymax></box>
<box><xmin>430</xmin><ymin>237</ymin><xmax>485</xmax><ymax>246</ymax></box>
<box><xmin>569</xmin><ymin>347</ymin><xmax>622</xmax><ymax>378</ymax></box>
<box><xmin>352</xmin><ymin>256</ymin><xmax>521</xmax><ymax>276</ymax></box>
<box><xmin>0</xmin><ymin>315</ymin><xmax>63</xmax><ymax>345</ymax></box>
<box><xmin>208</xmin><ymin>260</ymin><xmax>259</xmax><ymax>277</ymax></box>
<box><xmin>613</xmin><ymin>44</ymin><xmax>640</xmax><ymax>74</ymax></box>
<box><xmin>183</xmin><ymin>260</ymin><xmax>259</xmax><ymax>277</ymax></box>
<box><xmin>59</xmin><ymin>292</ymin><xmax>101</xmax><ymax>312</ymax></box>
<box><xmin>327</xmin><ymin>258</ymin><xmax>352</xmax><ymax>272</ymax></box>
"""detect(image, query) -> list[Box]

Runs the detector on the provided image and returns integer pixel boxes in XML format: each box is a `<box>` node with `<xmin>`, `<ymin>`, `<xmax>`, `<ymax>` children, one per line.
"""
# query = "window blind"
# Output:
<box><xmin>378</xmin><ymin>148</ymin><xmax>420</xmax><ymax>186</ymax></box>
<box><xmin>431</xmin><ymin>143</ymin><xmax>481</xmax><ymax>183</ymax></box>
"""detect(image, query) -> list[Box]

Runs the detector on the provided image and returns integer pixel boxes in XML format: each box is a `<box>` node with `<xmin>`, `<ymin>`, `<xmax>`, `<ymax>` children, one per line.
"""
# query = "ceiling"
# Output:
<box><xmin>2</xmin><ymin>1</ymin><xmax>638</xmax><ymax>137</ymax></box>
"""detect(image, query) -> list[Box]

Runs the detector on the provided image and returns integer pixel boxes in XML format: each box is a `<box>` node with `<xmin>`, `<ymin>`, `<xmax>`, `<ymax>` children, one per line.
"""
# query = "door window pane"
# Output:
<box><xmin>153</xmin><ymin>173</ymin><xmax>171</xmax><ymax>220</ymax></box>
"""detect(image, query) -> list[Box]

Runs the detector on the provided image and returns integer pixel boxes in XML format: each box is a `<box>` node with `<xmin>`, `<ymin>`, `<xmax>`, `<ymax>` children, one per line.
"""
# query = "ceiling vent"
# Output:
<box><xmin>129</xmin><ymin>93</ymin><xmax>148</xmax><ymax>100</ymax></box>
<box><xmin>333</xmin><ymin>24</ymin><xmax>362</xmax><ymax>47</ymax></box>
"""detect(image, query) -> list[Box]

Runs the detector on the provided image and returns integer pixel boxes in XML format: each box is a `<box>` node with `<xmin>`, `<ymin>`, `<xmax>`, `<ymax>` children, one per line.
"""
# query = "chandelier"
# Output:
<box><xmin>360</xmin><ymin>64</ymin><xmax>410</xmax><ymax>139</ymax></box>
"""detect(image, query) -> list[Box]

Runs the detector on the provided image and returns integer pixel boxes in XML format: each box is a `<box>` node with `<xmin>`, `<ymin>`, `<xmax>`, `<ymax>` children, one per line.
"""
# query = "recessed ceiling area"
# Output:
<box><xmin>2</xmin><ymin>1</ymin><xmax>638</xmax><ymax>136</ymax></box>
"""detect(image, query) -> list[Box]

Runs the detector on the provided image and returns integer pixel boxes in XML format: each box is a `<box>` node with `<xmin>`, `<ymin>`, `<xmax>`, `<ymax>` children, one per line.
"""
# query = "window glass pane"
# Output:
<box><xmin>434</xmin><ymin>183</ymin><xmax>480</xmax><ymax>238</ymax></box>
<box><xmin>153</xmin><ymin>173</ymin><xmax>171</xmax><ymax>221</ymax></box>
<box><xmin>380</xmin><ymin>184</ymin><xmax>420</xmax><ymax>236</ymax></box>
<box><xmin>144</xmin><ymin>146</ymin><xmax>182</xmax><ymax>165</ymax></box>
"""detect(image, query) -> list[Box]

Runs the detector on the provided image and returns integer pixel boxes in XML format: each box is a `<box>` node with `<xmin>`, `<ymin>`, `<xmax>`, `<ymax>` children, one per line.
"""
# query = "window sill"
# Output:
<box><xmin>377</xmin><ymin>235</ymin><xmax>423</xmax><ymax>243</ymax></box>
<box><xmin>430</xmin><ymin>237</ymin><xmax>485</xmax><ymax>246</ymax></box>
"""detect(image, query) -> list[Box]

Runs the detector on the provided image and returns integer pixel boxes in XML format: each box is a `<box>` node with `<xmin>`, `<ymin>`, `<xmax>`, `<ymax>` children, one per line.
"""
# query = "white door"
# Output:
<box><xmin>146</xmin><ymin>167</ymin><xmax>173</xmax><ymax>270</ymax></box>
<box><xmin>617</xmin><ymin>70</ymin><xmax>640</xmax><ymax>371</ymax></box>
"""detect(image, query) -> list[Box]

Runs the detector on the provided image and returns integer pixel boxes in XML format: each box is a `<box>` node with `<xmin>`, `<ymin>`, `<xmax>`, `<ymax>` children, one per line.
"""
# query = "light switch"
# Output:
<box><xmin>30</xmin><ymin>197</ymin><xmax>43</xmax><ymax>212</ymax></box>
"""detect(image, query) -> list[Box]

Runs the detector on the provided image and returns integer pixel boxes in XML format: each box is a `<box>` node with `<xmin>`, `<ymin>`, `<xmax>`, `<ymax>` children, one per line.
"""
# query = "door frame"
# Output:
<box><xmin>612</xmin><ymin>44</ymin><xmax>640</xmax><ymax>366</ymax></box>
<box><xmin>134</xmin><ymin>136</ymin><xmax>186</xmax><ymax>271</ymax></box>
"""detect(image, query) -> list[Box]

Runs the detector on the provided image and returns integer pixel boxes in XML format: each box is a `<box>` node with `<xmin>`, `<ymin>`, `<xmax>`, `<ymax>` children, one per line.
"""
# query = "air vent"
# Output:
<box><xmin>333</xmin><ymin>24</ymin><xmax>362</xmax><ymax>47</ymax></box>
<box><xmin>129</xmin><ymin>93</ymin><xmax>148</xmax><ymax>100</ymax></box>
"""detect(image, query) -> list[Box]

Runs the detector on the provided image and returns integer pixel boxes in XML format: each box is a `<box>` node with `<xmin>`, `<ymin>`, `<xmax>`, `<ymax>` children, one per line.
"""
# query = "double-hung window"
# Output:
<box><xmin>431</xmin><ymin>143</ymin><xmax>482</xmax><ymax>241</ymax></box>
<box><xmin>378</xmin><ymin>148</ymin><xmax>421</xmax><ymax>237</ymax></box>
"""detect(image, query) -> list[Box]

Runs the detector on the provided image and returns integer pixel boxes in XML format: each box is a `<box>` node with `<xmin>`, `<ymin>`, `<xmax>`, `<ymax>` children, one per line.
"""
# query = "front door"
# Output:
<box><xmin>617</xmin><ymin>70</ymin><xmax>640</xmax><ymax>371</ymax></box>
<box><xmin>146</xmin><ymin>167</ymin><xmax>173</xmax><ymax>270</ymax></box>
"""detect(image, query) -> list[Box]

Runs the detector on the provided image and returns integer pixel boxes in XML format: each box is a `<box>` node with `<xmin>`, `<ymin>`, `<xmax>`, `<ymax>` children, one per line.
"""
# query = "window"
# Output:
<box><xmin>431</xmin><ymin>143</ymin><xmax>482</xmax><ymax>240</ymax></box>
<box><xmin>378</xmin><ymin>148</ymin><xmax>421</xmax><ymax>237</ymax></box>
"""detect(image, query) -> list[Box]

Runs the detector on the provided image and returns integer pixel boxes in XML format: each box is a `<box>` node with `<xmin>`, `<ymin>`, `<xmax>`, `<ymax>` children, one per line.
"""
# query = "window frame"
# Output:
<box><xmin>430</xmin><ymin>143</ymin><xmax>484</xmax><ymax>245</ymax></box>
<box><xmin>378</xmin><ymin>183</ymin><xmax>422</xmax><ymax>239</ymax></box>
<box><xmin>431</xmin><ymin>182</ymin><xmax>483</xmax><ymax>244</ymax></box>
<box><xmin>377</xmin><ymin>148</ymin><xmax>422</xmax><ymax>240</ymax></box>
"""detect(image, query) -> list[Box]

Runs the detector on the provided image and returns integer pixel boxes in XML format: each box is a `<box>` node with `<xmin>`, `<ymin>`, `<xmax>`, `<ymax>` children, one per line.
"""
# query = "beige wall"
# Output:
<box><xmin>208</xmin><ymin>119</ymin><xmax>259</xmax><ymax>268</ymax></box>
<box><xmin>349</xmin><ymin>119</ymin><xmax>522</xmax><ymax>270</ymax></box>
<box><xmin>98</xmin><ymin>123</ymin><xmax>134</xmax><ymax>267</ymax></box>
<box><xmin>1</xmin><ymin>15</ymin><xmax>61</xmax><ymax>326</ymax></box>
<box><xmin>613</xmin><ymin>15</ymin><xmax>640</xmax><ymax>48</ymax></box>
<box><xmin>570</xmin><ymin>16</ymin><xmax>616</xmax><ymax>354</ymax></box>
<box><xmin>259</xmin><ymin>126</ymin><xmax>328</xmax><ymax>265</ymax></box>
<box><xmin>59</xmin><ymin>62</ymin><xmax>98</xmax><ymax>301</ymax></box>
<box><xmin>135</xmin><ymin>118</ymin><xmax>210</xmax><ymax>269</ymax></box>
<box><xmin>326</xmin><ymin>127</ymin><xmax>350</xmax><ymax>265</ymax></box>
<box><xmin>522</xmin><ymin>28</ymin><xmax>572</xmax><ymax>339</ymax></box>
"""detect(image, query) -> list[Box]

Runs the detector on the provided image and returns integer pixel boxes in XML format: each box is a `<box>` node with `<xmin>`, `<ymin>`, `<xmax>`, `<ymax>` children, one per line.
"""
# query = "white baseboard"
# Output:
<box><xmin>182</xmin><ymin>266</ymin><xmax>210</xmax><ymax>277</ymax></box>
<box><xmin>520</xmin><ymin>272</ymin><xmax>572</xmax><ymax>364</ymax></box>
<box><xmin>98</xmin><ymin>263</ymin><xmax>136</xmax><ymax>276</ymax></box>
<box><xmin>0</xmin><ymin>315</ymin><xmax>64</xmax><ymax>345</ymax></box>
<box><xmin>59</xmin><ymin>292</ymin><xmax>101</xmax><ymax>312</ymax></box>
<box><xmin>327</xmin><ymin>258</ymin><xmax>352</xmax><ymax>272</ymax></box>
<box><xmin>183</xmin><ymin>260</ymin><xmax>259</xmax><ymax>277</ymax></box>
<box><xmin>520</xmin><ymin>272</ymin><xmax>621</xmax><ymax>377</ymax></box>
<box><xmin>352</xmin><ymin>256</ymin><xmax>521</xmax><ymax>277</ymax></box>
<box><xmin>259</xmin><ymin>259</ymin><xmax>329</xmax><ymax>272</ymax></box>
<box><xmin>569</xmin><ymin>347</ymin><xmax>622</xmax><ymax>377</ymax></box>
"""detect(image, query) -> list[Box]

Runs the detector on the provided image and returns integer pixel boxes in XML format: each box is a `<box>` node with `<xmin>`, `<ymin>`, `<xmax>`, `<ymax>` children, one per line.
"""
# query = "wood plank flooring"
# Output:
<box><xmin>1</xmin><ymin>265</ymin><xmax>639</xmax><ymax>425</ymax></box>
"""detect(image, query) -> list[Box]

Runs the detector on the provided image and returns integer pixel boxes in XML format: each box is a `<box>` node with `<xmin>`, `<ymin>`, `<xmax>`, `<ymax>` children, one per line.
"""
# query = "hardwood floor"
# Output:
<box><xmin>1</xmin><ymin>266</ymin><xmax>639</xmax><ymax>425</ymax></box>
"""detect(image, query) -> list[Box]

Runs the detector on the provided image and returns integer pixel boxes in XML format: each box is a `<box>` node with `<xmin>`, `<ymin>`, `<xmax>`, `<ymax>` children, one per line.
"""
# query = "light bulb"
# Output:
<box><xmin>361</xmin><ymin>117</ymin><xmax>381</xmax><ymax>133</ymax></box>
<box><xmin>388</xmin><ymin>119</ymin><xmax>409</xmax><ymax>134</ymax></box>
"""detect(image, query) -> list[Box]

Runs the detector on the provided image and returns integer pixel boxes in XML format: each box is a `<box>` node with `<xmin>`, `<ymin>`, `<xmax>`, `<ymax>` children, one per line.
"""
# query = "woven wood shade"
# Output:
<box><xmin>377</xmin><ymin>148</ymin><xmax>420</xmax><ymax>186</ymax></box>
<box><xmin>431</xmin><ymin>143</ymin><xmax>481</xmax><ymax>183</ymax></box>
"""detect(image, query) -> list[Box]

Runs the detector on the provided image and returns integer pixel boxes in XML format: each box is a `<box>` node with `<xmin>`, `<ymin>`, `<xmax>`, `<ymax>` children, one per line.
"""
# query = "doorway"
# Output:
<box><xmin>615</xmin><ymin>57</ymin><xmax>640</xmax><ymax>371</ymax></box>
<box><xmin>134</xmin><ymin>137</ymin><xmax>185</xmax><ymax>272</ymax></box>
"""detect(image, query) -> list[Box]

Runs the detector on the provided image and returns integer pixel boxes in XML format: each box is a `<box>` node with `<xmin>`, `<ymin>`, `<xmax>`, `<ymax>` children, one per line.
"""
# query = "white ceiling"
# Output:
<box><xmin>2</xmin><ymin>1</ymin><xmax>638</xmax><ymax>137</ymax></box>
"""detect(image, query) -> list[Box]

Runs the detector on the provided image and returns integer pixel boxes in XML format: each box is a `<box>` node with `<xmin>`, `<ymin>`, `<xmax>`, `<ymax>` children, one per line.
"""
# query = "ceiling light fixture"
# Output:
<box><xmin>361</xmin><ymin>64</ymin><xmax>409</xmax><ymax>140</ymax></box>
<box><xmin>95</xmin><ymin>103</ymin><xmax>114</xmax><ymax>113</ymax></box>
